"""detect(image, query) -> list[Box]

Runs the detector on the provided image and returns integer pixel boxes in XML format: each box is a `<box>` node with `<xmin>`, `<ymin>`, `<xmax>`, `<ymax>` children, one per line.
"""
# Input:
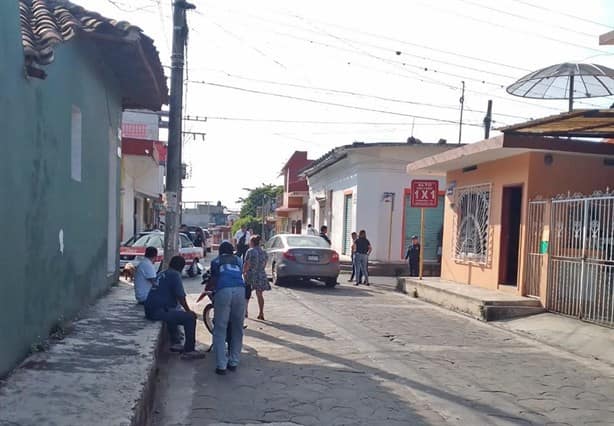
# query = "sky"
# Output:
<box><xmin>82</xmin><ymin>0</ymin><xmax>614</xmax><ymax>209</ymax></box>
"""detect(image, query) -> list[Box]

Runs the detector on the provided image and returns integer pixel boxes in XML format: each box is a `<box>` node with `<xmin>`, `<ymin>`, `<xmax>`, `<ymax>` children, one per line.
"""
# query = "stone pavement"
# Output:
<box><xmin>152</xmin><ymin>274</ymin><xmax>614</xmax><ymax>426</ymax></box>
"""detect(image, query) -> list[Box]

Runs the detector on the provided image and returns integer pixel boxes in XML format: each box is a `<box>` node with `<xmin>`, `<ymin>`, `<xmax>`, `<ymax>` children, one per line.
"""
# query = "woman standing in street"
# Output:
<box><xmin>243</xmin><ymin>235</ymin><xmax>270</xmax><ymax>320</ymax></box>
<box><xmin>209</xmin><ymin>241</ymin><xmax>246</xmax><ymax>375</ymax></box>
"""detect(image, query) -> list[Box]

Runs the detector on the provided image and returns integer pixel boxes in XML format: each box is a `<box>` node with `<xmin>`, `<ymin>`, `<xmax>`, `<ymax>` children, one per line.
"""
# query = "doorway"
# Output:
<box><xmin>499</xmin><ymin>186</ymin><xmax>523</xmax><ymax>286</ymax></box>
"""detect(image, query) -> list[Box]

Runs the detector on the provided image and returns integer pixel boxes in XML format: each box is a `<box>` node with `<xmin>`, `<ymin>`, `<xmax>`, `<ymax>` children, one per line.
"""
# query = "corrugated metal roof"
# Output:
<box><xmin>499</xmin><ymin>109</ymin><xmax>614</xmax><ymax>138</ymax></box>
<box><xmin>19</xmin><ymin>0</ymin><xmax>168</xmax><ymax>110</ymax></box>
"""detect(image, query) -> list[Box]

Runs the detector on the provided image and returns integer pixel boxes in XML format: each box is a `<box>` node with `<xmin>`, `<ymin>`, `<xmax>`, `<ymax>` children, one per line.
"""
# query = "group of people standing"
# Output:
<box><xmin>307</xmin><ymin>223</ymin><xmax>421</xmax><ymax>279</ymax></box>
<box><xmin>349</xmin><ymin>230</ymin><xmax>372</xmax><ymax>285</ymax></box>
<box><xmin>132</xmin><ymin>227</ymin><xmax>271</xmax><ymax>376</ymax></box>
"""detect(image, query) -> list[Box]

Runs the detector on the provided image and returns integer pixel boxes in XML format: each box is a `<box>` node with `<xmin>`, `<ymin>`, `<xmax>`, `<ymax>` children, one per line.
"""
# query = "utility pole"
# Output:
<box><xmin>458</xmin><ymin>81</ymin><xmax>465</xmax><ymax>144</ymax></box>
<box><xmin>163</xmin><ymin>0</ymin><xmax>195</xmax><ymax>268</ymax></box>
<box><xmin>483</xmin><ymin>99</ymin><xmax>493</xmax><ymax>139</ymax></box>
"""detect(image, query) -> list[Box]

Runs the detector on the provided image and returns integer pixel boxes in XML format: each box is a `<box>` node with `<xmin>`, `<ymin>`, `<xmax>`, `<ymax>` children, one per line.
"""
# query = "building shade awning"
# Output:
<box><xmin>275</xmin><ymin>207</ymin><xmax>300</xmax><ymax>213</ymax></box>
<box><xmin>499</xmin><ymin>109</ymin><xmax>614</xmax><ymax>138</ymax></box>
<box><xmin>407</xmin><ymin>134</ymin><xmax>614</xmax><ymax>174</ymax></box>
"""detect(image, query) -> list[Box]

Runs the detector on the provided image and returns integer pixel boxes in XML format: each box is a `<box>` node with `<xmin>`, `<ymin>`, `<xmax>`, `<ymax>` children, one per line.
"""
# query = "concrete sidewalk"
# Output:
<box><xmin>352</xmin><ymin>274</ymin><xmax>614</xmax><ymax>369</ymax></box>
<box><xmin>0</xmin><ymin>281</ymin><xmax>163</xmax><ymax>426</ymax></box>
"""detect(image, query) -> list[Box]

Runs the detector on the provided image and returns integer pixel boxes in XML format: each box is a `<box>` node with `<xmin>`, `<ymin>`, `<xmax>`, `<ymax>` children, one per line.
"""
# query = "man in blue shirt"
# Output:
<box><xmin>134</xmin><ymin>246</ymin><xmax>158</xmax><ymax>304</ymax></box>
<box><xmin>210</xmin><ymin>241</ymin><xmax>246</xmax><ymax>375</ymax></box>
<box><xmin>145</xmin><ymin>255</ymin><xmax>205</xmax><ymax>360</ymax></box>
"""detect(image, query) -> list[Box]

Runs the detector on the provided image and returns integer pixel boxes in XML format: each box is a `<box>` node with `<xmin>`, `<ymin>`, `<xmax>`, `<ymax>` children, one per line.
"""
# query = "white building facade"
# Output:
<box><xmin>303</xmin><ymin>142</ymin><xmax>455</xmax><ymax>262</ymax></box>
<box><xmin>120</xmin><ymin>110</ymin><xmax>166</xmax><ymax>241</ymax></box>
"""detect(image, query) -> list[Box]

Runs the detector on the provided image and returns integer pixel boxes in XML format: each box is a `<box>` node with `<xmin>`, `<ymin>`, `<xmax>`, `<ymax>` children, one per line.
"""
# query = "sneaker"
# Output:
<box><xmin>215</xmin><ymin>368</ymin><xmax>227</xmax><ymax>375</ymax></box>
<box><xmin>169</xmin><ymin>343</ymin><xmax>184</xmax><ymax>353</ymax></box>
<box><xmin>227</xmin><ymin>364</ymin><xmax>237</xmax><ymax>372</ymax></box>
<box><xmin>180</xmin><ymin>350</ymin><xmax>206</xmax><ymax>360</ymax></box>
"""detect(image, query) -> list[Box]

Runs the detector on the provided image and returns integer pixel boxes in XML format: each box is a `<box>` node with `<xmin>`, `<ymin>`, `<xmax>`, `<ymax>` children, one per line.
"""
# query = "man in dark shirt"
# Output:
<box><xmin>145</xmin><ymin>255</ymin><xmax>205</xmax><ymax>360</ymax></box>
<box><xmin>405</xmin><ymin>235</ymin><xmax>421</xmax><ymax>277</ymax></box>
<box><xmin>352</xmin><ymin>230</ymin><xmax>372</xmax><ymax>285</ymax></box>
<box><xmin>320</xmin><ymin>225</ymin><xmax>331</xmax><ymax>245</ymax></box>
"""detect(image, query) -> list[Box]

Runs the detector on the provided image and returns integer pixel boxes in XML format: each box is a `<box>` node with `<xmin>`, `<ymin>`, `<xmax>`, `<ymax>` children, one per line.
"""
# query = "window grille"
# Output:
<box><xmin>454</xmin><ymin>183</ymin><xmax>491</xmax><ymax>264</ymax></box>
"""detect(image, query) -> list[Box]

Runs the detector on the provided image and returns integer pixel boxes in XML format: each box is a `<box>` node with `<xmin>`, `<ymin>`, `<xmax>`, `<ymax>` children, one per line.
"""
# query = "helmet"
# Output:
<box><xmin>219</xmin><ymin>240</ymin><xmax>234</xmax><ymax>255</ymax></box>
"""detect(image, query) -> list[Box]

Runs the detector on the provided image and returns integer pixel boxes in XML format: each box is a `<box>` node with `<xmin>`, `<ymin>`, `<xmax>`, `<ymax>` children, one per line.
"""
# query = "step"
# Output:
<box><xmin>402</xmin><ymin>278</ymin><xmax>545</xmax><ymax>322</ymax></box>
<box><xmin>483</xmin><ymin>305</ymin><xmax>547</xmax><ymax>321</ymax></box>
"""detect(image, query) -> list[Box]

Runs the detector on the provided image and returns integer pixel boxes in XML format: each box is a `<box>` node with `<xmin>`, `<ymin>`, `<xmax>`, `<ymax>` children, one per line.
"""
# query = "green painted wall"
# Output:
<box><xmin>0</xmin><ymin>2</ymin><xmax>122</xmax><ymax>376</ymax></box>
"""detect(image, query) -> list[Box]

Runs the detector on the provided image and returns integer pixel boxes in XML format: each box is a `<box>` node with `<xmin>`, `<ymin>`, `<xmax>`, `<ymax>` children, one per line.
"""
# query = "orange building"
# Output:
<box><xmin>407</xmin><ymin>111</ymin><xmax>614</xmax><ymax>326</ymax></box>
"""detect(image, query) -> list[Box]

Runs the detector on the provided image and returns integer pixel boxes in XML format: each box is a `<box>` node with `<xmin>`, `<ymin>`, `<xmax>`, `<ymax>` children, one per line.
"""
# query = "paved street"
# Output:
<box><xmin>152</xmin><ymin>276</ymin><xmax>614</xmax><ymax>426</ymax></box>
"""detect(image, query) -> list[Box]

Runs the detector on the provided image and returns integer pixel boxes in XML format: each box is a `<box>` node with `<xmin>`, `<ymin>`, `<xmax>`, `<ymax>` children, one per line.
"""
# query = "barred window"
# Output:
<box><xmin>454</xmin><ymin>184</ymin><xmax>491</xmax><ymax>264</ymax></box>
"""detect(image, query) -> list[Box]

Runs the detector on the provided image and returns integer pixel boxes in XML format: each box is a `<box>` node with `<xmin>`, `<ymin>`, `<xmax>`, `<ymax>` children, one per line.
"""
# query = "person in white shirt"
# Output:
<box><xmin>234</xmin><ymin>225</ymin><xmax>251</xmax><ymax>258</ymax></box>
<box><xmin>306</xmin><ymin>224</ymin><xmax>318</xmax><ymax>236</ymax></box>
<box><xmin>134</xmin><ymin>246</ymin><xmax>158</xmax><ymax>304</ymax></box>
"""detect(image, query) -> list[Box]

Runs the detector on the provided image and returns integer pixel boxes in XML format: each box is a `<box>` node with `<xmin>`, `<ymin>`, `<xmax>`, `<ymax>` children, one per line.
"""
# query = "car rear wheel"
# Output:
<box><xmin>325</xmin><ymin>277</ymin><xmax>338</xmax><ymax>287</ymax></box>
<box><xmin>272</xmin><ymin>264</ymin><xmax>285</xmax><ymax>286</ymax></box>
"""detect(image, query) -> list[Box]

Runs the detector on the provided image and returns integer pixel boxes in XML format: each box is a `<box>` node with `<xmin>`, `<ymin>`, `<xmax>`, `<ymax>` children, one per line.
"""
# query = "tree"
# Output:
<box><xmin>231</xmin><ymin>216</ymin><xmax>261</xmax><ymax>235</ymax></box>
<box><xmin>238</xmin><ymin>184</ymin><xmax>283</xmax><ymax>218</ymax></box>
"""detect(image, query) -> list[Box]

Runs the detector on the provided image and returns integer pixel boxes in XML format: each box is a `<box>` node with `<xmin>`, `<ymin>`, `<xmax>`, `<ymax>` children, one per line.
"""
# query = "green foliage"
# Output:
<box><xmin>239</xmin><ymin>184</ymin><xmax>283</xmax><ymax>218</ymax></box>
<box><xmin>231</xmin><ymin>216</ymin><xmax>262</xmax><ymax>235</ymax></box>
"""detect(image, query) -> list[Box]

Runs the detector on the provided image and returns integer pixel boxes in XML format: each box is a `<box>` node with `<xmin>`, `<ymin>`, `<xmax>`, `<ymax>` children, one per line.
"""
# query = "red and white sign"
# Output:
<box><xmin>410</xmin><ymin>180</ymin><xmax>439</xmax><ymax>208</ymax></box>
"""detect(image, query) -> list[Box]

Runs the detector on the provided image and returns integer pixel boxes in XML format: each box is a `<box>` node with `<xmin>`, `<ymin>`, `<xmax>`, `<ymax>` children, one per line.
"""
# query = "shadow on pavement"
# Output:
<box><xmin>279</xmin><ymin>279</ymin><xmax>376</xmax><ymax>297</ymax></box>
<box><xmin>260</xmin><ymin>320</ymin><xmax>334</xmax><ymax>341</ymax></box>
<box><xmin>179</xmin><ymin>344</ymin><xmax>432</xmax><ymax>426</ymax></box>
<box><xmin>244</xmin><ymin>328</ymin><xmax>539</xmax><ymax>424</ymax></box>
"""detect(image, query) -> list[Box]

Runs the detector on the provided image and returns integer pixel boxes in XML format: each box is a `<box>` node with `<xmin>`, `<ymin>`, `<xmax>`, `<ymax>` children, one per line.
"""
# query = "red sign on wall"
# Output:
<box><xmin>410</xmin><ymin>180</ymin><xmax>439</xmax><ymax>208</ymax></box>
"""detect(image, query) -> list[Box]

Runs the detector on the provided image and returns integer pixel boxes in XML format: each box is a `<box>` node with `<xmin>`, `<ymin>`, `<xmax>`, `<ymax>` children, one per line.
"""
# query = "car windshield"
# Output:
<box><xmin>132</xmin><ymin>233</ymin><xmax>163</xmax><ymax>249</ymax></box>
<box><xmin>286</xmin><ymin>236</ymin><xmax>330</xmax><ymax>248</ymax></box>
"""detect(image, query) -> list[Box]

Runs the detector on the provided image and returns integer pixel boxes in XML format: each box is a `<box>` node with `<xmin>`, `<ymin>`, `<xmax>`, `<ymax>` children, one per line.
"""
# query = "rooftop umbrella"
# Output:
<box><xmin>506</xmin><ymin>62</ymin><xmax>614</xmax><ymax>111</ymax></box>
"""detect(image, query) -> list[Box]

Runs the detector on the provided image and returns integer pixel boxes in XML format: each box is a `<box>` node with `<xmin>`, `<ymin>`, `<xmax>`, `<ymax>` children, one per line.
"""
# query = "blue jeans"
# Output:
<box><xmin>355</xmin><ymin>253</ymin><xmax>369</xmax><ymax>283</ymax></box>
<box><xmin>213</xmin><ymin>286</ymin><xmax>246</xmax><ymax>370</ymax></box>
<box><xmin>148</xmin><ymin>308</ymin><xmax>196</xmax><ymax>352</ymax></box>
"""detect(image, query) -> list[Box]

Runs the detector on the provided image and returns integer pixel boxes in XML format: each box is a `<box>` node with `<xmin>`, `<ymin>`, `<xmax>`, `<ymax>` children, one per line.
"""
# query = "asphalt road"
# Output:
<box><xmin>152</xmin><ymin>275</ymin><xmax>614</xmax><ymax>426</ymax></box>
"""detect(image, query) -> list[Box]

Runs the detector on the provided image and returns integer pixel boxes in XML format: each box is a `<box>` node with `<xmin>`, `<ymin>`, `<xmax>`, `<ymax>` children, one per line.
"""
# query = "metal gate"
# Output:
<box><xmin>524</xmin><ymin>200</ymin><xmax>546</xmax><ymax>298</ymax></box>
<box><xmin>342</xmin><ymin>194</ymin><xmax>353</xmax><ymax>255</ymax></box>
<box><xmin>548</xmin><ymin>192</ymin><xmax>614</xmax><ymax>327</ymax></box>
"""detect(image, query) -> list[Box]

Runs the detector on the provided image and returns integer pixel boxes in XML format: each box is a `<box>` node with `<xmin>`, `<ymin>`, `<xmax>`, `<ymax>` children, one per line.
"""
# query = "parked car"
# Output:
<box><xmin>264</xmin><ymin>234</ymin><xmax>340</xmax><ymax>287</ymax></box>
<box><xmin>120</xmin><ymin>231</ymin><xmax>149</xmax><ymax>247</ymax></box>
<box><xmin>186</xmin><ymin>226</ymin><xmax>212</xmax><ymax>253</ymax></box>
<box><xmin>202</xmin><ymin>228</ymin><xmax>212</xmax><ymax>252</ymax></box>
<box><xmin>119</xmin><ymin>231</ymin><xmax>204</xmax><ymax>277</ymax></box>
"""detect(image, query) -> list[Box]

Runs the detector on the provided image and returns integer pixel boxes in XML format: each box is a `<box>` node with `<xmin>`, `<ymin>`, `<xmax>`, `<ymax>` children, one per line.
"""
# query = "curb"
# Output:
<box><xmin>374</xmin><ymin>279</ymin><xmax>614</xmax><ymax>371</ymax></box>
<box><xmin>132</xmin><ymin>324</ymin><xmax>165</xmax><ymax>426</ymax></box>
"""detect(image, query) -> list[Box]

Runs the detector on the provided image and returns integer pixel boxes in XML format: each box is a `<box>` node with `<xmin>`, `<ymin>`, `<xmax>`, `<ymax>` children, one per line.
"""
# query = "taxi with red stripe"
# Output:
<box><xmin>119</xmin><ymin>231</ymin><xmax>203</xmax><ymax>276</ymax></box>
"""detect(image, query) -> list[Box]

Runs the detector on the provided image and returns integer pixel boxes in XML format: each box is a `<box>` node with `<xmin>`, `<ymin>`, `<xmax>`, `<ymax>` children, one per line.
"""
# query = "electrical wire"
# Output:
<box><xmin>411</xmin><ymin>0</ymin><xmax>611</xmax><ymax>55</ymax></box>
<box><xmin>186</xmin><ymin>116</ymin><xmax>462</xmax><ymax>125</ymax></box>
<box><xmin>188</xmin><ymin>75</ymin><xmax>530</xmax><ymax>121</ymax></box>
<box><xmin>454</xmin><ymin>0</ymin><xmax>602</xmax><ymax>39</ymax></box>
<box><xmin>202</xmin><ymin>12</ymin><xmax>608</xmax><ymax>109</ymax></box>
<box><xmin>510</xmin><ymin>0</ymin><xmax>614</xmax><ymax>30</ymax></box>
<box><xmin>199</xmin><ymin>80</ymin><xmax>486</xmax><ymax>127</ymax></box>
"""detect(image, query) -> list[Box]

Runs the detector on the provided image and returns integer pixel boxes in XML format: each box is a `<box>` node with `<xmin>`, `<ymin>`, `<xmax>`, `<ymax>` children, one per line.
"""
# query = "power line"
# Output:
<box><xmin>189</xmin><ymin>74</ymin><xmax>530</xmax><ymax>121</ymax></box>
<box><xmin>510</xmin><ymin>0</ymin><xmax>614</xmax><ymax>30</ymax></box>
<box><xmin>197</xmin><ymin>13</ymin><xmax>288</xmax><ymax>70</ymax></box>
<box><xmin>412</xmin><ymin>0</ymin><xmax>611</xmax><ymax>55</ymax></box>
<box><xmin>186</xmin><ymin>116</ymin><xmax>462</xmax><ymax>125</ymax></box>
<box><xmin>203</xmin><ymin>12</ymin><xmax>607</xmax><ymax>110</ymax></box>
<box><xmin>199</xmin><ymin>80</ymin><xmax>486</xmax><ymax>127</ymax></box>
<box><xmin>454</xmin><ymin>0</ymin><xmax>601</xmax><ymax>39</ymax></box>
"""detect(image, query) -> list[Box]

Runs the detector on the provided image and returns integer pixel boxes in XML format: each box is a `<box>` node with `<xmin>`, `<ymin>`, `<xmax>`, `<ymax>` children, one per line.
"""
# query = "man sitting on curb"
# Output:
<box><xmin>134</xmin><ymin>246</ymin><xmax>158</xmax><ymax>304</ymax></box>
<box><xmin>144</xmin><ymin>255</ymin><xmax>205</xmax><ymax>360</ymax></box>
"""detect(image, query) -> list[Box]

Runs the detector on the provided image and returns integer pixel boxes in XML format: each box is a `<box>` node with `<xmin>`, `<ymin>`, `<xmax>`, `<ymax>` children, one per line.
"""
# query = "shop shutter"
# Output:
<box><xmin>343</xmin><ymin>194</ymin><xmax>353</xmax><ymax>255</ymax></box>
<box><xmin>403</xmin><ymin>195</ymin><xmax>444</xmax><ymax>261</ymax></box>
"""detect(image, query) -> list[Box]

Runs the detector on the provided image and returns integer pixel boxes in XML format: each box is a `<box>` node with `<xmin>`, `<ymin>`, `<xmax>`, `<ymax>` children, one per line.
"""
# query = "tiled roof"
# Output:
<box><xmin>19</xmin><ymin>0</ymin><xmax>168</xmax><ymax>110</ymax></box>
